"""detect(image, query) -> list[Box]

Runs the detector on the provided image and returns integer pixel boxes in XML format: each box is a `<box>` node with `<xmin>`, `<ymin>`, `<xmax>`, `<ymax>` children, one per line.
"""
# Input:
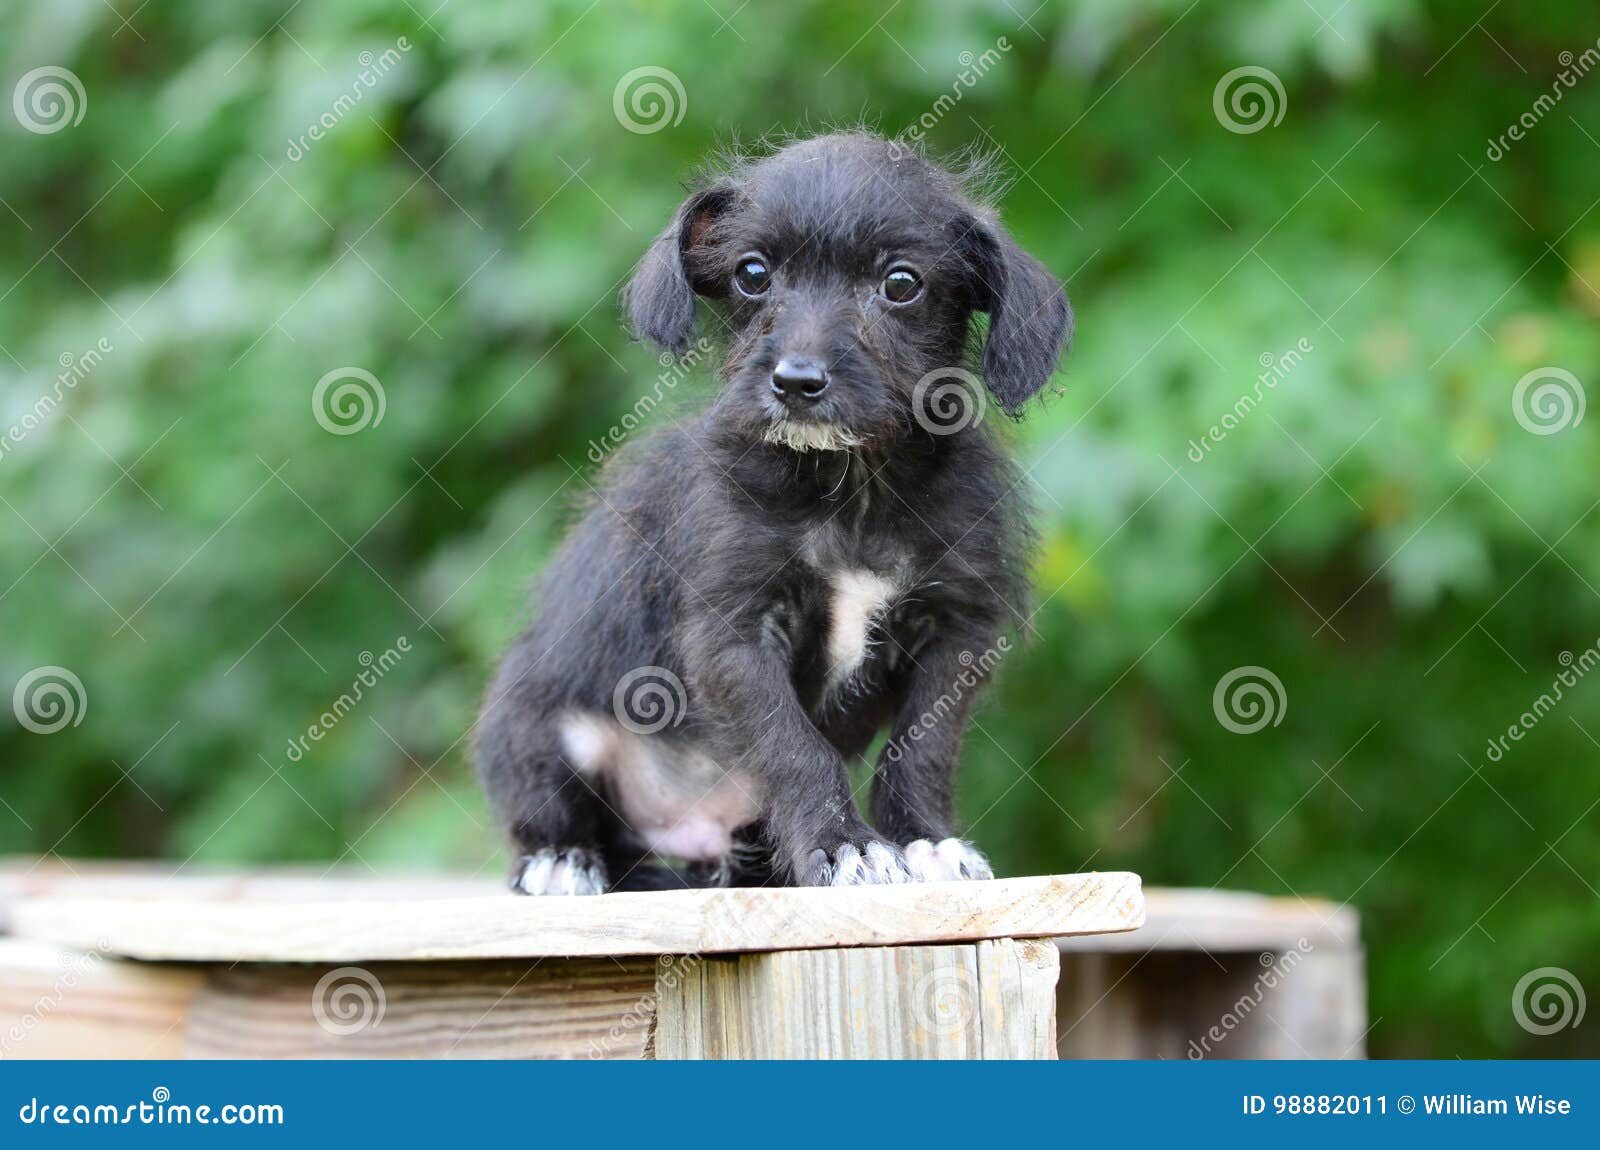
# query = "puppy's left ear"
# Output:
<box><xmin>622</xmin><ymin>185</ymin><xmax>736</xmax><ymax>353</ymax></box>
<box><xmin>960</xmin><ymin>214</ymin><xmax>1074</xmax><ymax>413</ymax></box>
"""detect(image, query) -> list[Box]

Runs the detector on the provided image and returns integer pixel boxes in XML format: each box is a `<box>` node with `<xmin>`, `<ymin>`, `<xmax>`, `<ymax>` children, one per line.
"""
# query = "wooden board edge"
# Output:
<box><xmin>10</xmin><ymin>871</ymin><xmax>1146</xmax><ymax>963</ymax></box>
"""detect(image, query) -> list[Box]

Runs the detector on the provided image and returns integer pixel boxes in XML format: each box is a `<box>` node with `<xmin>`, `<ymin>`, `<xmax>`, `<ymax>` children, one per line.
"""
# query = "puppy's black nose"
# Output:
<box><xmin>771</xmin><ymin>357</ymin><xmax>829</xmax><ymax>401</ymax></box>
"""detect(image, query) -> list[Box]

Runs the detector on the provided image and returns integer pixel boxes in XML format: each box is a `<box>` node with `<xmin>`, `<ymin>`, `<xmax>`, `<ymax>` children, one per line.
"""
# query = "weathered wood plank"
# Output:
<box><xmin>653</xmin><ymin>939</ymin><xmax>1059</xmax><ymax>1059</ymax></box>
<box><xmin>0</xmin><ymin>939</ymin><xmax>201</xmax><ymax>1059</ymax></box>
<box><xmin>184</xmin><ymin>959</ymin><xmax>658</xmax><ymax>1060</ymax></box>
<box><xmin>10</xmin><ymin>872</ymin><xmax>1144</xmax><ymax>962</ymax></box>
<box><xmin>976</xmin><ymin>937</ymin><xmax>1059</xmax><ymax>1058</ymax></box>
<box><xmin>1056</xmin><ymin>888</ymin><xmax>1358</xmax><ymax>953</ymax></box>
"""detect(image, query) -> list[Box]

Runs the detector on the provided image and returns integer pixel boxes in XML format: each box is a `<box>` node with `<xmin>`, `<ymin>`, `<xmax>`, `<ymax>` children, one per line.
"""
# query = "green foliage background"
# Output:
<box><xmin>3</xmin><ymin>0</ymin><xmax>1598</xmax><ymax>1057</ymax></box>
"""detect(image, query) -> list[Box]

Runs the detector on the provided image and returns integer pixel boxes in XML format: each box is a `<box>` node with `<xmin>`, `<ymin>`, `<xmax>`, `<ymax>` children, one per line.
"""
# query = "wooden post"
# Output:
<box><xmin>654</xmin><ymin>939</ymin><xmax>1058</xmax><ymax>1059</ymax></box>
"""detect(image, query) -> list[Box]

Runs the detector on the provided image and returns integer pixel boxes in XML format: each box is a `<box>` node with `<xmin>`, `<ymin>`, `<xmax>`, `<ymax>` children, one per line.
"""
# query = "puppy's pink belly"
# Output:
<box><xmin>640</xmin><ymin>816</ymin><xmax>734</xmax><ymax>860</ymax></box>
<box><xmin>559</xmin><ymin>712</ymin><xmax>760</xmax><ymax>861</ymax></box>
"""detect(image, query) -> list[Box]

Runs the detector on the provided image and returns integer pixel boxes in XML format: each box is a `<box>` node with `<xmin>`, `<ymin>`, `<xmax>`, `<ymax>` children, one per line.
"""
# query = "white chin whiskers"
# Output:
<box><xmin>763</xmin><ymin>420</ymin><xmax>867</xmax><ymax>453</ymax></box>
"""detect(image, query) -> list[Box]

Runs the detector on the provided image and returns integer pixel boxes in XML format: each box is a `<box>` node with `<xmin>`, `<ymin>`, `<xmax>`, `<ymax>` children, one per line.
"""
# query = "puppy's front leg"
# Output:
<box><xmin>869</xmin><ymin>639</ymin><xmax>996</xmax><ymax>882</ymax></box>
<box><xmin>696</xmin><ymin>642</ymin><xmax>912</xmax><ymax>886</ymax></box>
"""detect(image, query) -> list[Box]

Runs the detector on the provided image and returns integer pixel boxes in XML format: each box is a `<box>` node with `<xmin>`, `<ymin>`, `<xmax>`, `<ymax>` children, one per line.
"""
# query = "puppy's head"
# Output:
<box><xmin>623</xmin><ymin>132</ymin><xmax>1073</xmax><ymax>452</ymax></box>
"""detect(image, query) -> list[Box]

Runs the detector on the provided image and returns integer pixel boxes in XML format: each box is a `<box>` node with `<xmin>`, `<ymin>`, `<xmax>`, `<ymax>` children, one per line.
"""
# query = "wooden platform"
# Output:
<box><xmin>3</xmin><ymin>871</ymin><xmax>1144</xmax><ymax>962</ymax></box>
<box><xmin>0</xmin><ymin>859</ymin><xmax>1364</xmax><ymax>1060</ymax></box>
<box><xmin>0</xmin><ymin>861</ymin><xmax>1139</xmax><ymax>1060</ymax></box>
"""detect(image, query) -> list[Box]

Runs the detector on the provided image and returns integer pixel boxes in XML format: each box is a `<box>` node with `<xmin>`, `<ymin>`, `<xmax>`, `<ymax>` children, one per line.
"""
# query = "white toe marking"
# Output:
<box><xmin>827</xmin><ymin>841</ymin><xmax>911</xmax><ymax>886</ymax></box>
<box><xmin>863</xmin><ymin>841</ymin><xmax>909</xmax><ymax>883</ymax></box>
<box><xmin>515</xmin><ymin>849</ymin><xmax>606</xmax><ymax>895</ymax></box>
<box><xmin>830</xmin><ymin>843</ymin><xmax>867</xmax><ymax>885</ymax></box>
<box><xmin>905</xmin><ymin>838</ymin><xmax>992</xmax><ymax>882</ymax></box>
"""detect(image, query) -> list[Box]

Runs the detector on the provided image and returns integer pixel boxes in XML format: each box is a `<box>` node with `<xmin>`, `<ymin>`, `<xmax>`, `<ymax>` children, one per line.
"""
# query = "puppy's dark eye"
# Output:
<box><xmin>733</xmin><ymin>255</ymin><xmax>771</xmax><ymax>298</ymax></box>
<box><xmin>882</xmin><ymin>266</ymin><xmax>922</xmax><ymax>304</ymax></box>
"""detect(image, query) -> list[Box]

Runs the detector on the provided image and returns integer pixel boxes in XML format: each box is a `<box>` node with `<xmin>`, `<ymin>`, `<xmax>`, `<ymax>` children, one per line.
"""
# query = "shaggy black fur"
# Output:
<box><xmin>476</xmin><ymin>131</ymin><xmax>1073</xmax><ymax>893</ymax></box>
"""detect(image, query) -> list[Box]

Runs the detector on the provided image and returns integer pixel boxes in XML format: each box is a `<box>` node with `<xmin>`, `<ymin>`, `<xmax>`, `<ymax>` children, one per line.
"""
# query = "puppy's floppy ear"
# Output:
<box><xmin>960</xmin><ymin>213</ymin><xmax>1074</xmax><ymax>413</ymax></box>
<box><xmin>623</xmin><ymin>185</ymin><xmax>736</xmax><ymax>353</ymax></box>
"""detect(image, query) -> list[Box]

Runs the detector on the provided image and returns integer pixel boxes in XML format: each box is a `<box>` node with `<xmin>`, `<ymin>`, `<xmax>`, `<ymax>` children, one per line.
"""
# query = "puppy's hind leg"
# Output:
<box><xmin>477</xmin><ymin>716</ymin><xmax>613</xmax><ymax>896</ymax></box>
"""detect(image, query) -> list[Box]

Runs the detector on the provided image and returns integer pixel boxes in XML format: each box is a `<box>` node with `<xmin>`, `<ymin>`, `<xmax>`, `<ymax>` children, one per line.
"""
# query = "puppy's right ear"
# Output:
<box><xmin>623</xmin><ymin>186</ymin><xmax>736</xmax><ymax>353</ymax></box>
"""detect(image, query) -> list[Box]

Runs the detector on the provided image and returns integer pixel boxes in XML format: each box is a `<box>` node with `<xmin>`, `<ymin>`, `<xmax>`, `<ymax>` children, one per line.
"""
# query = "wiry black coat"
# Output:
<box><xmin>477</xmin><ymin>132</ymin><xmax>1073</xmax><ymax>892</ymax></box>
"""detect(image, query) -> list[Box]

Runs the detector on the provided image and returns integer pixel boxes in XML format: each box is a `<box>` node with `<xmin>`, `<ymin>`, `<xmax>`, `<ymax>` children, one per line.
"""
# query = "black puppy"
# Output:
<box><xmin>476</xmin><ymin>131</ymin><xmax>1072</xmax><ymax>894</ymax></box>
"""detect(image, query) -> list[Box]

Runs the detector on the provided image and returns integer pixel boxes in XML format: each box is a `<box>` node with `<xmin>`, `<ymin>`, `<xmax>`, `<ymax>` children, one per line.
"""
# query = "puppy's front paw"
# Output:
<box><xmin>903</xmin><ymin>837</ymin><xmax>993</xmax><ymax>882</ymax></box>
<box><xmin>805</xmin><ymin>840</ymin><xmax>913</xmax><ymax>886</ymax></box>
<box><xmin>511</xmin><ymin>848</ymin><xmax>607</xmax><ymax>895</ymax></box>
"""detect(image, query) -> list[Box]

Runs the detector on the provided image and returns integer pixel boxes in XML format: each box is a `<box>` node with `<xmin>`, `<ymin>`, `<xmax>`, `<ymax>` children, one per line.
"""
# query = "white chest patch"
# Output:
<box><xmin>825</xmin><ymin>569</ymin><xmax>898</xmax><ymax>693</ymax></box>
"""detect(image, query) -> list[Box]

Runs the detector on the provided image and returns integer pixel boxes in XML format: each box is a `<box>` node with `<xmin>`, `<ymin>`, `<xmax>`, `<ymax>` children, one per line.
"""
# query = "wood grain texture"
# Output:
<box><xmin>1056</xmin><ymin>887</ymin><xmax>1358</xmax><ymax>954</ymax></box>
<box><xmin>184</xmin><ymin>958</ymin><xmax>659</xmax><ymax>1060</ymax></box>
<box><xmin>653</xmin><ymin>939</ymin><xmax>1059</xmax><ymax>1059</ymax></box>
<box><xmin>10</xmin><ymin>872</ymin><xmax>1144</xmax><ymax>962</ymax></box>
<box><xmin>0</xmin><ymin>939</ymin><xmax>201</xmax><ymax>1059</ymax></box>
